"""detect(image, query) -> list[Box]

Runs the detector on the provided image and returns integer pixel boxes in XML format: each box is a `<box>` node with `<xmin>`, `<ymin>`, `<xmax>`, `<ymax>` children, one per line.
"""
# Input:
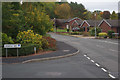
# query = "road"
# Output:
<box><xmin>2</xmin><ymin>33</ymin><xmax>119</xmax><ymax>78</ymax></box>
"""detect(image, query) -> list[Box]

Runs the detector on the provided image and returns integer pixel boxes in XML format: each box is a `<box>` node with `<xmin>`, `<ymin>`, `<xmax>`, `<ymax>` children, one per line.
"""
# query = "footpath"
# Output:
<box><xmin>2</xmin><ymin>41</ymin><xmax>79</xmax><ymax>64</ymax></box>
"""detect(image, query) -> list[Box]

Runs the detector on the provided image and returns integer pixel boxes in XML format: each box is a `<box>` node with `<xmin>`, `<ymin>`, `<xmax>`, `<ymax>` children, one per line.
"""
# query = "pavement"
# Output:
<box><xmin>2</xmin><ymin>41</ymin><xmax>78</xmax><ymax>64</ymax></box>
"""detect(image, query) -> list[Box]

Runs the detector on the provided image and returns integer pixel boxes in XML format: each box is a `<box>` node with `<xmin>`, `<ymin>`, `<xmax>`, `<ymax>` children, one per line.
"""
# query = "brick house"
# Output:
<box><xmin>98</xmin><ymin>19</ymin><xmax>120</xmax><ymax>33</ymax></box>
<box><xmin>80</xmin><ymin>20</ymin><xmax>101</xmax><ymax>32</ymax></box>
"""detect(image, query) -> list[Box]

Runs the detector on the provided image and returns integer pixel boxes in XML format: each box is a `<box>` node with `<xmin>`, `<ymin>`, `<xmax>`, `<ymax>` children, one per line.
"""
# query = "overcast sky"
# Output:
<box><xmin>67</xmin><ymin>0</ymin><xmax>119</xmax><ymax>13</ymax></box>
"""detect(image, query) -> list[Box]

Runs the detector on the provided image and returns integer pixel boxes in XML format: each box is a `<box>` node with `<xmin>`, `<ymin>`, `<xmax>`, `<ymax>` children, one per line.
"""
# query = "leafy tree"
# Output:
<box><xmin>111</xmin><ymin>11</ymin><xmax>118</xmax><ymax>19</ymax></box>
<box><xmin>103</xmin><ymin>11</ymin><xmax>111</xmax><ymax>19</ymax></box>
<box><xmin>69</xmin><ymin>2</ymin><xmax>87</xmax><ymax>19</ymax></box>
<box><xmin>2</xmin><ymin>2</ymin><xmax>25</xmax><ymax>39</ymax></box>
<box><xmin>54</xmin><ymin>3</ymin><xmax>71</xmax><ymax>19</ymax></box>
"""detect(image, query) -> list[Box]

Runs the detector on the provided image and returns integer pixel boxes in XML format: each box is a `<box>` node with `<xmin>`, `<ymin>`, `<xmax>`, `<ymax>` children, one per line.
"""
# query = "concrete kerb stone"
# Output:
<box><xmin>22</xmin><ymin>50</ymin><xmax>79</xmax><ymax>63</ymax></box>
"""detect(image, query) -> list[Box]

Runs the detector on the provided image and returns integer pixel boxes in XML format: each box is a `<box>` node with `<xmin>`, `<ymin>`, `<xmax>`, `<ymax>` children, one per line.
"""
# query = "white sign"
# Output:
<box><xmin>4</xmin><ymin>44</ymin><xmax>21</xmax><ymax>48</ymax></box>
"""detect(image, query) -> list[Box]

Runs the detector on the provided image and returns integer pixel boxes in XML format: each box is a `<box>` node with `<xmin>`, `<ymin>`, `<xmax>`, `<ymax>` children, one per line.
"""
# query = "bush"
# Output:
<box><xmin>98</xmin><ymin>32</ymin><xmax>108</xmax><ymax>38</ymax></box>
<box><xmin>43</xmin><ymin>36</ymin><xmax>56</xmax><ymax>50</ymax></box>
<box><xmin>108</xmin><ymin>30</ymin><xmax>115</xmax><ymax>38</ymax></box>
<box><xmin>2</xmin><ymin>33</ymin><xmax>14</xmax><ymax>45</ymax></box>
<box><xmin>2</xmin><ymin>44</ymin><xmax>39</xmax><ymax>57</ymax></box>
<box><xmin>16</xmin><ymin>30</ymin><xmax>49</xmax><ymax>50</ymax></box>
<box><xmin>71</xmin><ymin>32</ymin><xmax>82</xmax><ymax>35</ymax></box>
<box><xmin>79</xmin><ymin>28</ymin><xmax>84</xmax><ymax>32</ymax></box>
<box><xmin>89</xmin><ymin>27</ymin><xmax>101</xmax><ymax>36</ymax></box>
<box><xmin>83</xmin><ymin>32</ymin><xmax>90</xmax><ymax>36</ymax></box>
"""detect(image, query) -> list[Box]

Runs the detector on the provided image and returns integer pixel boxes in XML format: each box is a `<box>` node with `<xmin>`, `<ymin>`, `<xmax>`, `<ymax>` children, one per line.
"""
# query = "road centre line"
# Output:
<box><xmin>109</xmin><ymin>49</ymin><xmax>118</xmax><ymax>52</ymax></box>
<box><xmin>83</xmin><ymin>54</ymin><xmax>116</xmax><ymax>78</ymax></box>
<box><xmin>96</xmin><ymin>45</ymin><xmax>104</xmax><ymax>48</ymax></box>
<box><xmin>98</xmin><ymin>40</ymin><xmax>118</xmax><ymax>45</ymax></box>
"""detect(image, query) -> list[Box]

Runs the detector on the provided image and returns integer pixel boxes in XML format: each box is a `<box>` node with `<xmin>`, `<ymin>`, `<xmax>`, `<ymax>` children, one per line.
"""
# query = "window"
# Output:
<box><xmin>83</xmin><ymin>27</ymin><xmax>85</xmax><ymax>31</ymax></box>
<box><xmin>87</xmin><ymin>27</ymin><xmax>89</xmax><ymax>32</ymax></box>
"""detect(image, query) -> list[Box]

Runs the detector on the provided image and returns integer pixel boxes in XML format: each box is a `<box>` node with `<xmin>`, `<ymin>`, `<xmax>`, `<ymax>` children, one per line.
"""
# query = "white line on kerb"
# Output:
<box><xmin>91</xmin><ymin>60</ymin><xmax>95</xmax><ymax>63</ymax></box>
<box><xmin>108</xmin><ymin>74</ymin><xmax>116</xmax><ymax>78</ymax></box>
<box><xmin>101</xmin><ymin>68</ymin><xmax>107</xmax><ymax>72</ymax></box>
<box><xmin>95</xmin><ymin>63</ymin><xmax>100</xmax><ymax>67</ymax></box>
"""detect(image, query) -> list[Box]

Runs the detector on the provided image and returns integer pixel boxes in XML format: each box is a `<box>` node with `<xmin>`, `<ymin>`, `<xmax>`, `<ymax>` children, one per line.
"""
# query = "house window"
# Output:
<box><xmin>83</xmin><ymin>27</ymin><xmax>85</xmax><ymax>31</ymax></box>
<box><xmin>87</xmin><ymin>27</ymin><xmax>89</xmax><ymax>32</ymax></box>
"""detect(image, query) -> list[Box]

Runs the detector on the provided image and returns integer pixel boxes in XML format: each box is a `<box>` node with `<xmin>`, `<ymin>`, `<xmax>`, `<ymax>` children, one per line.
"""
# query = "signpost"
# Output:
<box><xmin>4</xmin><ymin>44</ymin><xmax>21</xmax><ymax>57</ymax></box>
<box><xmin>34</xmin><ymin>47</ymin><xmax>36</xmax><ymax>54</ymax></box>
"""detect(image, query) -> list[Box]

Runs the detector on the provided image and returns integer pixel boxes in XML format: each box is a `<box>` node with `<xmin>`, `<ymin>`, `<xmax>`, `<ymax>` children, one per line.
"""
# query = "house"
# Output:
<box><xmin>80</xmin><ymin>20</ymin><xmax>101</xmax><ymax>32</ymax></box>
<box><xmin>98</xmin><ymin>19</ymin><xmax>120</xmax><ymax>33</ymax></box>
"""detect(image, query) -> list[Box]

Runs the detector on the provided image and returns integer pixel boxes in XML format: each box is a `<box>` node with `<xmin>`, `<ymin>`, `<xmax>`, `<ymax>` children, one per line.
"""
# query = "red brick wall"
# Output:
<box><xmin>81</xmin><ymin>22</ymin><xmax>89</xmax><ymax>32</ymax></box>
<box><xmin>111</xmin><ymin>27</ymin><xmax>117</xmax><ymax>33</ymax></box>
<box><xmin>99</xmin><ymin>21</ymin><xmax>117</xmax><ymax>33</ymax></box>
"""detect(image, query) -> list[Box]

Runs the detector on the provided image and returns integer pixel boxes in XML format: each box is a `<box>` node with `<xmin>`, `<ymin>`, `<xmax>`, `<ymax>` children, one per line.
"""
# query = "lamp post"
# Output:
<box><xmin>54</xmin><ymin>18</ymin><xmax>57</xmax><ymax>33</ymax></box>
<box><xmin>94</xmin><ymin>13</ymin><xmax>97</xmax><ymax>38</ymax></box>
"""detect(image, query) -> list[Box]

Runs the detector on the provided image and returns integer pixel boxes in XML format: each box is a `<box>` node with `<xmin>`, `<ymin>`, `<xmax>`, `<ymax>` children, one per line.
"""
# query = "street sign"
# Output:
<box><xmin>4</xmin><ymin>44</ymin><xmax>21</xmax><ymax>48</ymax></box>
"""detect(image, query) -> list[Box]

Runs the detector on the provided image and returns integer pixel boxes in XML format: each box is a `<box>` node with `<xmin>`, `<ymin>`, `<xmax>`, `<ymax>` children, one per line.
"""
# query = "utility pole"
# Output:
<box><xmin>95</xmin><ymin>13</ymin><xmax>97</xmax><ymax>38</ymax></box>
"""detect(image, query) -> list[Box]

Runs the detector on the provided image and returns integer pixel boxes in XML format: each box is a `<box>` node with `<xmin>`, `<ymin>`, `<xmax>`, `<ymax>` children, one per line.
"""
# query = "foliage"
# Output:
<box><xmin>89</xmin><ymin>27</ymin><xmax>101</xmax><ymax>36</ymax></box>
<box><xmin>2</xmin><ymin>44</ymin><xmax>39</xmax><ymax>57</ymax></box>
<box><xmin>108</xmin><ymin>30</ymin><xmax>115</xmax><ymax>38</ymax></box>
<box><xmin>2</xmin><ymin>33</ymin><xmax>14</xmax><ymax>45</ymax></box>
<box><xmin>43</xmin><ymin>36</ymin><xmax>56</xmax><ymax>50</ymax></box>
<box><xmin>69</xmin><ymin>2</ymin><xmax>87</xmax><ymax>19</ymax></box>
<box><xmin>98</xmin><ymin>32</ymin><xmax>108</xmax><ymax>38</ymax></box>
<box><xmin>54</xmin><ymin>3</ymin><xmax>71</xmax><ymax>19</ymax></box>
<box><xmin>79</xmin><ymin>28</ymin><xmax>84</xmax><ymax>32</ymax></box>
<box><xmin>71</xmin><ymin>32</ymin><xmax>82</xmax><ymax>35</ymax></box>
<box><xmin>111</xmin><ymin>11</ymin><xmax>118</xmax><ymax>20</ymax></box>
<box><xmin>103</xmin><ymin>11</ymin><xmax>111</xmax><ymax>19</ymax></box>
<box><xmin>16</xmin><ymin>30</ymin><xmax>49</xmax><ymax>50</ymax></box>
<box><xmin>82</xmin><ymin>32</ymin><xmax>90</xmax><ymax>36</ymax></box>
<box><xmin>2</xmin><ymin>2</ymin><xmax>26</xmax><ymax>39</ymax></box>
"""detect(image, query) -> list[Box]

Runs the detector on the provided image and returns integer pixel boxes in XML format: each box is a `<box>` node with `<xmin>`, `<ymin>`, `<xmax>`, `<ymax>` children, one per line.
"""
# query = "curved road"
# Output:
<box><xmin>2</xmin><ymin>33</ymin><xmax>118</xmax><ymax>78</ymax></box>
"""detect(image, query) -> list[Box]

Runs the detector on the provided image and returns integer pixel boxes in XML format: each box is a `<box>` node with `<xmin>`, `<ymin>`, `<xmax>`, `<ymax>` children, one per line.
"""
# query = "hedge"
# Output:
<box><xmin>2</xmin><ymin>44</ymin><xmax>39</xmax><ymax>57</ymax></box>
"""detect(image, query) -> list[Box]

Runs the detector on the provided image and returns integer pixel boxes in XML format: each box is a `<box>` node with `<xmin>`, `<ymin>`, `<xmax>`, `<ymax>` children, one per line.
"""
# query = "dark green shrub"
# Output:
<box><xmin>79</xmin><ymin>28</ymin><xmax>84</xmax><ymax>32</ymax></box>
<box><xmin>108</xmin><ymin>30</ymin><xmax>115</xmax><ymax>38</ymax></box>
<box><xmin>89</xmin><ymin>27</ymin><xmax>101</xmax><ymax>36</ymax></box>
<box><xmin>71</xmin><ymin>32</ymin><xmax>82</xmax><ymax>35</ymax></box>
<box><xmin>2</xmin><ymin>44</ymin><xmax>39</xmax><ymax>57</ymax></box>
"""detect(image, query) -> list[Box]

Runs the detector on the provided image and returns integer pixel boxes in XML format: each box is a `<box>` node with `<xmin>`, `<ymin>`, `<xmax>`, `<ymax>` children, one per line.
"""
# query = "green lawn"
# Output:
<box><xmin>56</xmin><ymin>29</ymin><xmax>67</xmax><ymax>32</ymax></box>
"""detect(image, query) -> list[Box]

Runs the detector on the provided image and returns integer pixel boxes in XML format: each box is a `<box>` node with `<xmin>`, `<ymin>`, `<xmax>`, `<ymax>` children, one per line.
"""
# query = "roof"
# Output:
<box><xmin>66</xmin><ymin>17</ymin><xmax>82</xmax><ymax>22</ymax></box>
<box><xmin>86</xmin><ymin>20</ymin><xmax>101</xmax><ymax>27</ymax></box>
<box><xmin>80</xmin><ymin>20</ymin><xmax>101</xmax><ymax>27</ymax></box>
<box><xmin>98</xmin><ymin>19</ymin><xmax>120</xmax><ymax>27</ymax></box>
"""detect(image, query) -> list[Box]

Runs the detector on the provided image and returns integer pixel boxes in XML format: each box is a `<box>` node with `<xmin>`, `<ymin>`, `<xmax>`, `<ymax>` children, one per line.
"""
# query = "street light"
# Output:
<box><xmin>94</xmin><ymin>13</ymin><xmax>97</xmax><ymax>38</ymax></box>
<box><xmin>54</xmin><ymin>18</ymin><xmax>57</xmax><ymax>33</ymax></box>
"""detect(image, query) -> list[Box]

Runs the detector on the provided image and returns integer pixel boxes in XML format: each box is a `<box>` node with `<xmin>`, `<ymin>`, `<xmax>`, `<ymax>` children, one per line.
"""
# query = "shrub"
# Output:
<box><xmin>71</xmin><ymin>32</ymin><xmax>82</xmax><ymax>35</ymax></box>
<box><xmin>83</xmin><ymin>32</ymin><xmax>90</xmax><ymax>36</ymax></box>
<box><xmin>98</xmin><ymin>32</ymin><xmax>108</xmax><ymax>38</ymax></box>
<box><xmin>89</xmin><ymin>27</ymin><xmax>101</xmax><ymax>36</ymax></box>
<box><xmin>2</xmin><ymin>33</ymin><xmax>14</xmax><ymax>45</ymax></box>
<box><xmin>2</xmin><ymin>44</ymin><xmax>39</xmax><ymax>57</ymax></box>
<box><xmin>16</xmin><ymin>30</ymin><xmax>48</xmax><ymax>50</ymax></box>
<box><xmin>43</xmin><ymin>36</ymin><xmax>56</xmax><ymax>50</ymax></box>
<box><xmin>79</xmin><ymin>28</ymin><xmax>84</xmax><ymax>32</ymax></box>
<box><xmin>108</xmin><ymin>30</ymin><xmax>115</xmax><ymax>38</ymax></box>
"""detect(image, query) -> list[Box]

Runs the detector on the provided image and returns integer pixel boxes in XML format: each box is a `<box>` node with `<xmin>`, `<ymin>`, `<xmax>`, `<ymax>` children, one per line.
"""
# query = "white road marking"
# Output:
<box><xmin>86</xmin><ymin>57</ymin><xmax>90</xmax><ymax>60</ymax></box>
<box><xmin>108</xmin><ymin>74</ymin><xmax>116</xmax><ymax>78</ymax></box>
<box><xmin>84</xmin><ymin>55</ymin><xmax>87</xmax><ymax>57</ymax></box>
<box><xmin>101</xmin><ymin>68</ymin><xmax>107</xmax><ymax>72</ymax></box>
<box><xmin>91</xmin><ymin>60</ymin><xmax>95</xmax><ymax>63</ymax></box>
<box><xmin>98</xmin><ymin>40</ymin><xmax>118</xmax><ymax>45</ymax></box>
<box><xmin>96</xmin><ymin>45</ymin><xmax>104</xmax><ymax>48</ymax></box>
<box><xmin>109</xmin><ymin>49</ymin><xmax>118</xmax><ymax>52</ymax></box>
<box><xmin>95</xmin><ymin>63</ymin><xmax>100</xmax><ymax>67</ymax></box>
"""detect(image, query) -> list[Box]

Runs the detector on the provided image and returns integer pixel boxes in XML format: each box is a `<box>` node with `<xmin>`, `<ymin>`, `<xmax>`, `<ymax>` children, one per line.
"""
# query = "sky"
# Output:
<box><xmin>67</xmin><ymin>0</ymin><xmax>120</xmax><ymax>13</ymax></box>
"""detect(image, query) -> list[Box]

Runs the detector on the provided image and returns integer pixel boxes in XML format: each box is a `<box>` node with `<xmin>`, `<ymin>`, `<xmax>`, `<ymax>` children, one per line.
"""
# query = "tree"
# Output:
<box><xmin>2</xmin><ymin>2</ymin><xmax>25</xmax><ymax>39</ymax></box>
<box><xmin>69</xmin><ymin>2</ymin><xmax>87</xmax><ymax>19</ymax></box>
<box><xmin>103</xmin><ymin>11</ymin><xmax>111</xmax><ymax>19</ymax></box>
<box><xmin>111</xmin><ymin>11</ymin><xmax>118</xmax><ymax>19</ymax></box>
<box><xmin>54</xmin><ymin>3</ymin><xmax>71</xmax><ymax>19</ymax></box>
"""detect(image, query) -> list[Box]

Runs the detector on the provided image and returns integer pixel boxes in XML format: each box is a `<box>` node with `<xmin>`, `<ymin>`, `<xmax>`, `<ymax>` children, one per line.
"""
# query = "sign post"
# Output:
<box><xmin>4</xmin><ymin>44</ymin><xmax>21</xmax><ymax>57</ymax></box>
<box><xmin>34</xmin><ymin>47</ymin><xmax>36</xmax><ymax>54</ymax></box>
